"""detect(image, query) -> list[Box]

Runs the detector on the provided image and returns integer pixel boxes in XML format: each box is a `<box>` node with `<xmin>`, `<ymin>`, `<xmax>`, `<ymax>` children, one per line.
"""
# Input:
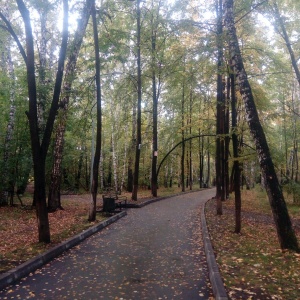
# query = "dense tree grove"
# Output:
<box><xmin>1</xmin><ymin>0</ymin><xmax>300</xmax><ymax>249</ymax></box>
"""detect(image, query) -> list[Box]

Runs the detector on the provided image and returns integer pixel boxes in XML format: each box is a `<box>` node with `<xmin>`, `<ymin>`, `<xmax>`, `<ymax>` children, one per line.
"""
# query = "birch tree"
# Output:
<box><xmin>132</xmin><ymin>0</ymin><xmax>142</xmax><ymax>201</ymax></box>
<box><xmin>215</xmin><ymin>0</ymin><xmax>224</xmax><ymax>214</ymax></box>
<box><xmin>48</xmin><ymin>0</ymin><xmax>93</xmax><ymax>211</ymax></box>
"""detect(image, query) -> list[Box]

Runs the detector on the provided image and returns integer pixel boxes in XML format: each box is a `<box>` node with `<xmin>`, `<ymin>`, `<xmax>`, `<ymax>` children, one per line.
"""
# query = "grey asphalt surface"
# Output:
<box><xmin>0</xmin><ymin>189</ymin><xmax>216</xmax><ymax>299</ymax></box>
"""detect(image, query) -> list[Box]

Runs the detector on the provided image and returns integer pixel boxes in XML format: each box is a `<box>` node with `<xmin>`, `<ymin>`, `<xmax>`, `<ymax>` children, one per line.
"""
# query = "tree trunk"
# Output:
<box><xmin>111</xmin><ymin>131</ymin><xmax>118</xmax><ymax>195</ymax></box>
<box><xmin>48</xmin><ymin>118</ymin><xmax>64</xmax><ymax>211</ymax></box>
<box><xmin>48</xmin><ymin>0</ymin><xmax>93</xmax><ymax>211</ymax></box>
<box><xmin>75</xmin><ymin>147</ymin><xmax>84</xmax><ymax>191</ymax></box>
<box><xmin>120</xmin><ymin>126</ymin><xmax>128</xmax><ymax>194</ymax></box>
<box><xmin>132</xmin><ymin>0</ymin><xmax>142</xmax><ymax>201</ymax></box>
<box><xmin>199</xmin><ymin>134</ymin><xmax>204</xmax><ymax>188</ymax></box>
<box><xmin>99</xmin><ymin>150</ymin><xmax>104</xmax><ymax>190</ymax></box>
<box><xmin>215</xmin><ymin>0</ymin><xmax>224</xmax><ymax>214</ymax></box>
<box><xmin>127</xmin><ymin>163</ymin><xmax>134</xmax><ymax>192</ymax></box>
<box><xmin>272</xmin><ymin>1</ymin><xmax>300</xmax><ymax>185</ymax></box>
<box><xmin>181</xmin><ymin>82</ymin><xmax>185</xmax><ymax>192</ymax></box>
<box><xmin>189</xmin><ymin>90</ymin><xmax>193</xmax><ymax>191</ymax></box>
<box><xmin>186</xmin><ymin>141</ymin><xmax>189</xmax><ymax>189</ymax></box>
<box><xmin>14</xmin><ymin>0</ymin><xmax>69</xmax><ymax>242</ymax></box>
<box><xmin>169</xmin><ymin>137</ymin><xmax>174</xmax><ymax>188</ymax></box>
<box><xmin>230</xmin><ymin>71</ymin><xmax>241</xmax><ymax>233</ymax></box>
<box><xmin>164</xmin><ymin>165</ymin><xmax>168</xmax><ymax>188</ymax></box>
<box><xmin>34</xmin><ymin>163</ymin><xmax>50</xmax><ymax>242</ymax></box>
<box><xmin>127</xmin><ymin>104</ymin><xmax>135</xmax><ymax>192</ymax></box>
<box><xmin>225</xmin><ymin>77</ymin><xmax>230</xmax><ymax>199</ymax></box>
<box><xmin>151</xmin><ymin>24</ymin><xmax>158</xmax><ymax>197</ymax></box>
<box><xmin>272</xmin><ymin>1</ymin><xmax>300</xmax><ymax>87</ymax></box>
<box><xmin>37</xmin><ymin>8</ymin><xmax>48</xmax><ymax>137</ymax></box>
<box><xmin>224</xmin><ymin>0</ymin><xmax>298</xmax><ymax>251</ymax></box>
<box><xmin>207</xmin><ymin>136</ymin><xmax>211</xmax><ymax>187</ymax></box>
<box><xmin>89</xmin><ymin>0</ymin><xmax>102</xmax><ymax>222</ymax></box>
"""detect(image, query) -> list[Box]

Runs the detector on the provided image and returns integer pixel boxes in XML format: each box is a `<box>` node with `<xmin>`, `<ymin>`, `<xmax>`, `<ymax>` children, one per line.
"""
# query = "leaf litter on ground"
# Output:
<box><xmin>205</xmin><ymin>188</ymin><xmax>300</xmax><ymax>300</ymax></box>
<box><xmin>0</xmin><ymin>186</ymin><xmax>189</xmax><ymax>274</ymax></box>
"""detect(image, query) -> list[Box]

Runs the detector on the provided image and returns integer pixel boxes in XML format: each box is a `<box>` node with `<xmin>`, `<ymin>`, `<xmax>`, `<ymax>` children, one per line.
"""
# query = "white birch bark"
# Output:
<box><xmin>110</xmin><ymin>106</ymin><xmax>119</xmax><ymax>195</ymax></box>
<box><xmin>48</xmin><ymin>1</ymin><xmax>93</xmax><ymax>210</ymax></box>
<box><xmin>99</xmin><ymin>150</ymin><xmax>104</xmax><ymax>190</ymax></box>
<box><xmin>111</xmin><ymin>130</ymin><xmax>118</xmax><ymax>195</ymax></box>
<box><xmin>120</xmin><ymin>124</ymin><xmax>129</xmax><ymax>194</ymax></box>
<box><xmin>37</xmin><ymin>9</ymin><xmax>48</xmax><ymax>136</ymax></box>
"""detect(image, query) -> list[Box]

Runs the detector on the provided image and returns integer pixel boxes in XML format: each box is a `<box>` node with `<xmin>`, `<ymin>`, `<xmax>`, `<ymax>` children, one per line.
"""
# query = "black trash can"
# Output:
<box><xmin>103</xmin><ymin>197</ymin><xmax>116</xmax><ymax>213</ymax></box>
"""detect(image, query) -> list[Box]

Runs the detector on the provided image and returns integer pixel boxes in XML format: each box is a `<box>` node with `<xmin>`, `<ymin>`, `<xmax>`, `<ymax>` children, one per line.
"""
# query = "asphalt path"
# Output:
<box><xmin>0</xmin><ymin>189</ymin><xmax>215</xmax><ymax>299</ymax></box>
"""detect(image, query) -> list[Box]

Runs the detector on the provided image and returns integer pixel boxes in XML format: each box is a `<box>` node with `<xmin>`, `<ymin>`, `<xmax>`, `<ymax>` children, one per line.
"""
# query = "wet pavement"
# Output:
<box><xmin>0</xmin><ymin>189</ymin><xmax>216</xmax><ymax>299</ymax></box>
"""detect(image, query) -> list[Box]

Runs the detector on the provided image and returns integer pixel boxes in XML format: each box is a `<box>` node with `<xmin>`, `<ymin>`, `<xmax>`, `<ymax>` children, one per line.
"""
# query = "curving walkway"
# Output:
<box><xmin>0</xmin><ymin>189</ymin><xmax>216</xmax><ymax>299</ymax></box>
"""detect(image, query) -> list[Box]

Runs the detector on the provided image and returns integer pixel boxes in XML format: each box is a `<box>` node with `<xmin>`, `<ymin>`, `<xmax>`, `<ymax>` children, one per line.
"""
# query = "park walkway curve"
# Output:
<box><xmin>0</xmin><ymin>189</ymin><xmax>218</xmax><ymax>299</ymax></box>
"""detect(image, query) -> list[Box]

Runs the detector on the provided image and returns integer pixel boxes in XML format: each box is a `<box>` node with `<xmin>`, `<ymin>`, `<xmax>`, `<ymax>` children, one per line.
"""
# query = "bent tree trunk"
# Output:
<box><xmin>224</xmin><ymin>0</ymin><xmax>298</xmax><ymax>250</ymax></box>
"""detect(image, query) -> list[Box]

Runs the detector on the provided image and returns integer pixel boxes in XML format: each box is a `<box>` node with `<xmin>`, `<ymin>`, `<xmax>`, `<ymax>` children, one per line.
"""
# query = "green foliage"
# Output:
<box><xmin>283</xmin><ymin>181</ymin><xmax>300</xmax><ymax>204</ymax></box>
<box><xmin>1</xmin><ymin>0</ymin><xmax>300</xmax><ymax>198</ymax></box>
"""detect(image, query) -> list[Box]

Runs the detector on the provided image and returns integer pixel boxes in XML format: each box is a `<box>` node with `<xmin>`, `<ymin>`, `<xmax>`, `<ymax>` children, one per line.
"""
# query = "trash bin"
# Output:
<box><xmin>103</xmin><ymin>197</ymin><xmax>115</xmax><ymax>213</ymax></box>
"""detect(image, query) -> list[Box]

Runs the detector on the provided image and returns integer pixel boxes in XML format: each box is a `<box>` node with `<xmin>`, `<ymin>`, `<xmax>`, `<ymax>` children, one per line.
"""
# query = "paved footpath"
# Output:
<box><xmin>0</xmin><ymin>189</ymin><xmax>216</xmax><ymax>300</ymax></box>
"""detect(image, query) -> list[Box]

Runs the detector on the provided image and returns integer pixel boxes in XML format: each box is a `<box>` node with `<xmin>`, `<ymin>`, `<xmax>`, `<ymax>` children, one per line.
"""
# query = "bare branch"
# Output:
<box><xmin>0</xmin><ymin>11</ymin><xmax>27</xmax><ymax>62</ymax></box>
<box><xmin>235</xmin><ymin>0</ymin><xmax>269</xmax><ymax>24</ymax></box>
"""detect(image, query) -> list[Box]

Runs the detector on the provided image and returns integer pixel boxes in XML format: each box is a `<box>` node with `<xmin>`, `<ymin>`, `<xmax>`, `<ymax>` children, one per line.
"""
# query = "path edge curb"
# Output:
<box><xmin>201</xmin><ymin>199</ymin><xmax>228</xmax><ymax>300</ymax></box>
<box><xmin>0</xmin><ymin>211</ymin><xmax>127</xmax><ymax>291</ymax></box>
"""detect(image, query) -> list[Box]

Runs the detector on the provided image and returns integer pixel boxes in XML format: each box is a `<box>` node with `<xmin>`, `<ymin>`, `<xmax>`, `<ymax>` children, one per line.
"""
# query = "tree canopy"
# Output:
<box><xmin>1</xmin><ymin>0</ymin><xmax>300</xmax><ymax>249</ymax></box>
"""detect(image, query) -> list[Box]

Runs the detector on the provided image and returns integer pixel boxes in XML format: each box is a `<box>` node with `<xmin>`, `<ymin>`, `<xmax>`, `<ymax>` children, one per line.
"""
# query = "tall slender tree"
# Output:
<box><xmin>230</xmin><ymin>69</ymin><xmax>241</xmax><ymax>233</ymax></box>
<box><xmin>132</xmin><ymin>0</ymin><xmax>142</xmax><ymax>201</ymax></box>
<box><xmin>89</xmin><ymin>0</ymin><xmax>102</xmax><ymax>222</ymax></box>
<box><xmin>0</xmin><ymin>0</ymin><xmax>69</xmax><ymax>242</ymax></box>
<box><xmin>215</xmin><ymin>0</ymin><xmax>224</xmax><ymax>215</ymax></box>
<box><xmin>270</xmin><ymin>1</ymin><xmax>300</xmax><ymax>87</ymax></box>
<box><xmin>151</xmin><ymin>1</ymin><xmax>158</xmax><ymax>197</ymax></box>
<box><xmin>48</xmin><ymin>0</ymin><xmax>93</xmax><ymax>211</ymax></box>
<box><xmin>224</xmin><ymin>0</ymin><xmax>298</xmax><ymax>251</ymax></box>
<box><xmin>181</xmin><ymin>81</ymin><xmax>186</xmax><ymax>192</ymax></box>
